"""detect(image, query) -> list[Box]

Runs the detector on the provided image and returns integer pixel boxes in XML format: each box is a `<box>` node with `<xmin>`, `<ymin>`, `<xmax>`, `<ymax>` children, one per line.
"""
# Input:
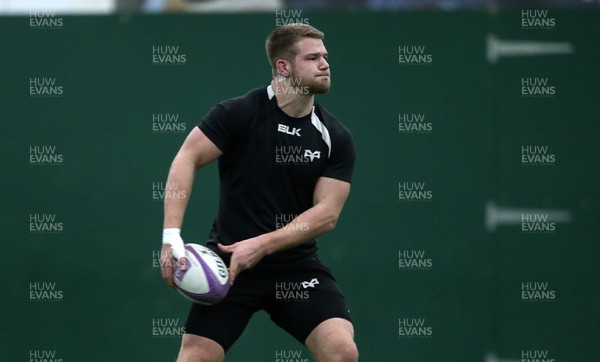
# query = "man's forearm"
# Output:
<box><xmin>163</xmin><ymin>155</ymin><xmax>197</xmax><ymax>229</ymax></box>
<box><xmin>259</xmin><ymin>203</ymin><xmax>339</xmax><ymax>256</ymax></box>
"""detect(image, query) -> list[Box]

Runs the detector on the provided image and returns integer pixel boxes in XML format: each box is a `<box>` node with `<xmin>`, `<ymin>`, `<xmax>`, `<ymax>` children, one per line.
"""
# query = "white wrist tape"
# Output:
<box><xmin>162</xmin><ymin>228</ymin><xmax>186</xmax><ymax>260</ymax></box>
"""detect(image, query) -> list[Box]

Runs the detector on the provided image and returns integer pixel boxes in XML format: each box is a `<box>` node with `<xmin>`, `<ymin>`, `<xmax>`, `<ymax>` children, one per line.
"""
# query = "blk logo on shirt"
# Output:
<box><xmin>278</xmin><ymin>124</ymin><xmax>301</xmax><ymax>137</ymax></box>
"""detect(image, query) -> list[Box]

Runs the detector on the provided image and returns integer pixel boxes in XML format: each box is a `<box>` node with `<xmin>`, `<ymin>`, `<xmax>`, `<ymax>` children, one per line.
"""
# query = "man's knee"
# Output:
<box><xmin>313</xmin><ymin>337</ymin><xmax>358</xmax><ymax>362</ymax></box>
<box><xmin>332</xmin><ymin>339</ymin><xmax>359</xmax><ymax>362</ymax></box>
<box><xmin>306</xmin><ymin>318</ymin><xmax>358</xmax><ymax>362</ymax></box>
<box><xmin>177</xmin><ymin>334</ymin><xmax>224</xmax><ymax>362</ymax></box>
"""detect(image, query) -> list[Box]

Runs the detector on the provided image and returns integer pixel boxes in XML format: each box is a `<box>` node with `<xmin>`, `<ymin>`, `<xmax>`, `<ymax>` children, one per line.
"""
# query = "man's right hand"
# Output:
<box><xmin>161</xmin><ymin>228</ymin><xmax>188</xmax><ymax>288</ymax></box>
<box><xmin>160</xmin><ymin>244</ymin><xmax>188</xmax><ymax>288</ymax></box>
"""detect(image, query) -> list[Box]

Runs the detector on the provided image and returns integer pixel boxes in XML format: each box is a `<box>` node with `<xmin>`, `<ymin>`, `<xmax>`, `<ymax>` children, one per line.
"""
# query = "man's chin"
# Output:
<box><xmin>309</xmin><ymin>82</ymin><xmax>331</xmax><ymax>94</ymax></box>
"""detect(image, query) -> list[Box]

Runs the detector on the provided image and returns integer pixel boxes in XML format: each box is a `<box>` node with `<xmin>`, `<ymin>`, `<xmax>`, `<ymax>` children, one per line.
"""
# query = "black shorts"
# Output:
<box><xmin>183</xmin><ymin>256</ymin><xmax>352</xmax><ymax>352</ymax></box>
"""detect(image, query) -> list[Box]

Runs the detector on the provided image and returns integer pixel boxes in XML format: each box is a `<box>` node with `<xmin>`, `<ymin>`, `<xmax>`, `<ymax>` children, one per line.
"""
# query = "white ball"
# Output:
<box><xmin>173</xmin><ymin>243</ymin><xmax>230</xmax><ymax>305</ymax></box>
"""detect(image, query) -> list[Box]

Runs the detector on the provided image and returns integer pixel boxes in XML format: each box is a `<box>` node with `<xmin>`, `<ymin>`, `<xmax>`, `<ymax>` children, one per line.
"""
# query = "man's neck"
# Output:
<box><xmin>270</xmin><ymin>79</ymin><xmax>314</xmax><ymax>118</ymax></box>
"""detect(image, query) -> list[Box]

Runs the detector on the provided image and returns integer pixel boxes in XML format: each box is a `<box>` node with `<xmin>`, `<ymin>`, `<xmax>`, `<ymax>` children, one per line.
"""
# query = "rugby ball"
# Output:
<box><xmin>173</xmin><ymin>243</ymin><xmax>230</xmax><ymax>305</ymax></box>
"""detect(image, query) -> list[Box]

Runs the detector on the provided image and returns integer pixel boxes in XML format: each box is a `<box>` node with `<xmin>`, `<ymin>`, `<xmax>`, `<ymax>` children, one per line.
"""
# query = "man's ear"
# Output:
<box><xmin>275</xmin><ymin>59</ymin><xmax>290</xmax><ymax>77</ymax></box>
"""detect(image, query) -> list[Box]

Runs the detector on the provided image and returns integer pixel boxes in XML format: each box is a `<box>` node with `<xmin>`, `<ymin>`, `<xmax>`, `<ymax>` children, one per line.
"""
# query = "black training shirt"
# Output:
<box><xmin>198</xmin><ymin>86</ymin><xmax>355</xmax><ymax>266</ymax></box>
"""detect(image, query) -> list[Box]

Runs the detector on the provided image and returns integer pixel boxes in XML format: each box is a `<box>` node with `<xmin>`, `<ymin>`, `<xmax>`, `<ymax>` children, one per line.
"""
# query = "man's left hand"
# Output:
<box><xmin>218</xmin><ymin>237</ymin><xmax>267</xmax><ymax>285</ymax></box>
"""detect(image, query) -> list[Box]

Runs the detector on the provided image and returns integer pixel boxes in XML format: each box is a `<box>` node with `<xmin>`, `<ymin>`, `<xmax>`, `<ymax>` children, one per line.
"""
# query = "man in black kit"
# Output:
<box><xmin>160</xmin><ymin>23</ymin><xmax>358</xmax><ymax>362</ymax></box>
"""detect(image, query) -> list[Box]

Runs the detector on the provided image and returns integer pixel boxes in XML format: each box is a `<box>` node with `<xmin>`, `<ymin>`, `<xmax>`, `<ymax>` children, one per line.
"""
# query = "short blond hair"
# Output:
<box><xmin>265</xmin><ymin>24</ymin><xmax>324</xmax><ymax>74</ymax></box>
